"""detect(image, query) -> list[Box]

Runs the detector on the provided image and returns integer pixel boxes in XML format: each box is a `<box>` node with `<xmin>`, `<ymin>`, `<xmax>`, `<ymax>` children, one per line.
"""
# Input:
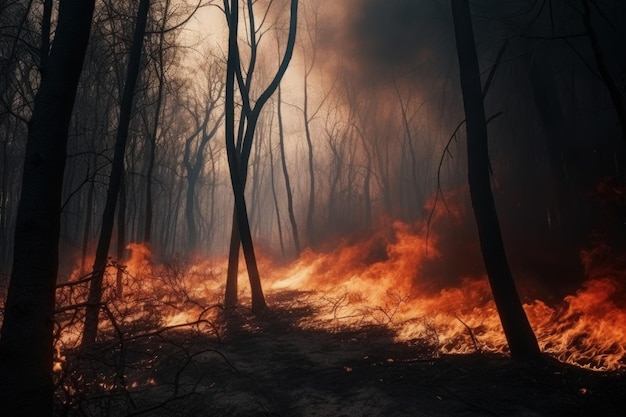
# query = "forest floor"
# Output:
<box><xmin>59</xmin><ymin>290</ymin><xmax>626</xmax><ymax>417</ymax></box>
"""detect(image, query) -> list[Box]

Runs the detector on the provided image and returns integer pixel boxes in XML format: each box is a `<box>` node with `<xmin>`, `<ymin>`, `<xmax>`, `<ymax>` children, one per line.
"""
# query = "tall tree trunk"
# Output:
<box><xmin>451</xmin><ymin>0</ymin><xmax>541</xmax><ymax>360</ymax></box>
<box><xmin>224</xmin><ymin>0</ymin><xmax>266</xmax><ymax>311</ymax></box>
<box><xmin>223</xmin><ymin>0</ymin><xmax>298</xmax><ymax>309</ymax></box>
<box><xmin>39</xmin><ymin>0</ymin><xmax>52</xmax><ymax>69</ymax></box>
<box><xmin>277</xmin><ymin>85</ymin><xmax>301</xmax><ymax>255</ymax></box>
<box><xmin>144</xmin><ymin>132</ymin><xmax>155</xmax><ymax>243</ymax></box>
<box><xmin>185</xmin><ymin>172</ymin><xmax>199</xmax><ymax>252</ymax></box>
<box><xmin>143</xmin><ymin>0</ymin><xmax>170</xmax><ymax>244</ymax></box>
<box><xmin>0</xmin><ymin>0</ymin><xmax>96</xmax><ymax>414</ymax></box>
<box><xmin>82</xmin><ymin>0</ymin><xmax>150</xmax><ymax>347</ymax></box>
<box><xmin>303</xmin><ymin>69</ymin><xmax>316</xmax><ymax>247</ymax></box>
<box><xmin>269</xmin><ymin>126</ymin><xmax>286</xmax><ymax>257</ymax></box>
<box><xmin>80</xmin><ymin>160</ymin><xmax>95</xmax><ymax>274</ymax></box>
<box><xmin>116</xmin><ymin>171</ymin><xmax>127</xmax><ymax>299</ymax></box>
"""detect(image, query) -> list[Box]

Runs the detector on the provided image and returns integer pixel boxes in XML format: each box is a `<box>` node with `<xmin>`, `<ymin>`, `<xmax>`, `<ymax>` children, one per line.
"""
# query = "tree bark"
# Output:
<box><xmin>0</xmin><ymin>0</ymin><xmax>96</xmax><ymax>414</ymax></box>
<box><xmin>82</xmin><ymin>0</ymin><xmax>150</xmax><ymax>347</ymax></box>
<box><xmin>451</xmin><ymin>0</ymin><xmax>541</xmax><ymax>360</ymax></box>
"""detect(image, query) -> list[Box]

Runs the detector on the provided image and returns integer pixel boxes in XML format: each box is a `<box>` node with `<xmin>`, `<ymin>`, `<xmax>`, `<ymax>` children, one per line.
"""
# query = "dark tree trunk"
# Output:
<box><xmin>82</xmin><ymin>0</ymin><xmax>150</xmax><ymax>347</ymax></box>
<box><xmin>143</xmin><ymin>0</ymin><xmax>170</xmax><ymax>245</ymax></box>
<box><xmin>269</xmin><ymin>127</ymin><xmax>286</xmax><ymax>257</ymax></box>
<box><xmin>224</xmin><ymin>208</ymin><xmax>240</xmax><ymax>309</ymax></box>
<box><xmin>302</xmin><ymin>66</ymin><xmax>316</xmax><ymax>247</ymax></box>
<box><xmin>277</xmin><ymin>85</ymin><xmax>301</xmax><ymax>255</ymax></box>
<box><xmin>116</xmin><ymin>171</ymin><xmax>127</xmax><ymax>299</ymax></box>
<box><xmin>223</xmin><ymin>0</ymin><xmax>298</xmax><ymax>310</ymax></box>
<box><xmin>224</xmin><ymin>0</ymin><xmax>266</xmax><ymax>311</ymax></box>
<box><xmin>184</xmin><ymin>105</ymin><xmax>222</xmax><ymax>254</ymax></box>
<box><xmin>451</xmin><ymin>0</ymin><xmax>541</xmax><ymax>360</ymax></box>
<box><xmin>0</xmin><ymin>0</ymin><xmax>96</xmax><ymax>414</ymax></box>
<box><xmin>80</xmin><ymin>161</ymin><xmax>96</xmax><ymax>274</ymax></box>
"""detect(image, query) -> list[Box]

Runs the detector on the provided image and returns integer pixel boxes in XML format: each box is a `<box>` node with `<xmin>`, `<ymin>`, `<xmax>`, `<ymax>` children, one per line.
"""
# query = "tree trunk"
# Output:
<box><xmin>303</xmin><ymin>69</ymin><xmax>316</xmax><ymax>247</ymax></box>
<box><xmin>0</xmin><ymin>0</ymin><xmax>96</xmax><ymax>414</ymax></box>
<box><xmin>223</xmin><ymin>0</ymin><xmax>298</xmax><ymax>309</ymax></box>
<box><xmin>82</xmin><ymin>0</ymin><xmax>150</xmax><ymax>347</ymax></box>
<box><xmin>143</xmin><ymin>0</ymin><xmax>170</xmax><ymax>245</ymax></box>
<box><xmin>116</xmin><ymin>171</ymin><xmax>127</xmax><ymax>299</ymax></box>
<box><xmin>451</xmin><ymin>0</ymin><xmax>541</xmax><ymax>360</ymax></box>
<box><xmin>224</xmin><ymin>0</ymin><xmax>266</xmax><ymax>311</ymax></box>
<box><xmin>269</xmin><ymin>126</ymin><xmax>286</xmax><ymax>257</ymax></box>
<box><xmin>277</xmin><ymin>85</ymin><xmax>301</xmax><ymax>255</ymax></box>
<box><xmin>80</xmin><ymin>160</ymin><xmax>96</xmax><ymax>274</ymax></box>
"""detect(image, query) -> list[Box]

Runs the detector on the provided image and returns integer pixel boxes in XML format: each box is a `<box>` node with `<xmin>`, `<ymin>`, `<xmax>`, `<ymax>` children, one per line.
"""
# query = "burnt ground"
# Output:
<box><xmin>57</xmin><ymin>291</ymin><xmax>626</xmax><ymax>417</ymax></box>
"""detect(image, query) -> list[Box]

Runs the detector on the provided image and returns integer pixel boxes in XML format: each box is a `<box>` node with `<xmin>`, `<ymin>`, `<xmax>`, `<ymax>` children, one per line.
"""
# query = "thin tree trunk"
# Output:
<box><xmin>0</xmin><ymin>0</ymin><xmax>96</xmax><ymax>414</ymax></box>
<box><xmin>116</xmin><ymin>171</ymin><xmax>127</xmax><ymax>299</ymax></box>
<box><xmin>268</xmin><ymin>125</ymin><xmax>286</xmax><ymax>257</ymax></box>
<box><xmin>80</xmin><ymin>161</ymin><xmax>95</xmax><ymax>274</ymax></box>
<box><xmin>277</xmin><ymin>85</ymin><xmax>301</xmax><ymax>255</ymax></box>
<box><xmin>451</xmin><ymin>0</ymin><xmax>541</xmax><ymax>360</ymax></box>
<box><xmin>144</xmin><ymin>0</ymin><xmax>170</xmax><ymax>244</ymax></box>
<box><xmin>144</xmin><ymin>132</ymin><xmax>155</xmax><ymax>243</ymax></box>
<box><xmin>82</xmin><ymin>0</ymin><xmax>150</xmax><ymax>347</ymax></box>
<box><xmin>303</xmin><ymin>63</ymin><xmax>316</xmax><ymax>248</ymax></box>
<box><xmin>224</xmin><ymin>0</ymin><xmax>266</xmax><ymax>311</ymax></box>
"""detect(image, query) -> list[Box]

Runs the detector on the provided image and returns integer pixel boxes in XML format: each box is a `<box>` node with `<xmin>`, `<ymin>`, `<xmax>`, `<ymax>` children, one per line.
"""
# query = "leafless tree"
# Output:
<box><xmin>451</xmin><ymin>0</ymin><xmax>540</xmax><ymax>360</ymax></box>
<box><xmin>0</xmin><ymin>0</ymin><xmax>96</xmax><ymax>413</ymax></box>
<box><xmin>223</xmin><ymin>0</ymin><xmax>298</xmax><ymax>310</ymax></box>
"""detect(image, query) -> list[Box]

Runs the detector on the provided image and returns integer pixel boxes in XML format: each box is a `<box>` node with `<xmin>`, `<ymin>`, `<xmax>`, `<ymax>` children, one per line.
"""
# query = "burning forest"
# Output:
<box><xmin>1</xmin><ymin>0</ymin><xmax>626</xmax><ymax>416</ymax></box>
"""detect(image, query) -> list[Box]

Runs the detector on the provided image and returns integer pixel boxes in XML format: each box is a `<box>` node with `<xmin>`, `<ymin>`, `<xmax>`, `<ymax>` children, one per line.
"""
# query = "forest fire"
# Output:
<box><xmin>4</xmin><ymin>0</ymin><xmax>626</xmax><ymax>414</ymax></box>
<box><xmin>51</xmin><ymin>219</ymin><xmax>626</xmax><ymax>376</ymax></box>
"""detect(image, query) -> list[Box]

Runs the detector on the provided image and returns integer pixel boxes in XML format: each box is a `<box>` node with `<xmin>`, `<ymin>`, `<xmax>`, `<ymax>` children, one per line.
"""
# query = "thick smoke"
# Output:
<box><xmin>307</xmin><ymin>0</ymin><xmax>626</xmax><ymax>299</ymax></box>
<box><xmin>315</xmin><ymin>0</ymin><xmax>455</xmax><ymax>86</ymax></box>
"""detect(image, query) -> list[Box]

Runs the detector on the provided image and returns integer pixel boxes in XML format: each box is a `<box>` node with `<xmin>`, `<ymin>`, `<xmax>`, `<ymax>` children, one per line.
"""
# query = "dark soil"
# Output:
<box><xmin>57</xmin><ymin>291</ymin><xmax>626</xmax><ymax>417</ymax></box>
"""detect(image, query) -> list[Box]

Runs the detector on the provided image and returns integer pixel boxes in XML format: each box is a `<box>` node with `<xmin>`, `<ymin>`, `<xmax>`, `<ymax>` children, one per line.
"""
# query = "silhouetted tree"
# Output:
<box><xmin>276</xmin><ymin>84</ymin><xmax>301</xmax><ymax>255</ymax></box>
<box><xmin>183</xmin><ymin>63</ymin><xmax>224</xmax><ymax>254</ymax></box>
<box><xmin>223</xmin><ymin>0</ymin><xmax>298</xmax><ymax>310</ymax></box>
<box><xmin>0</xmin><ymin>0</ymin><xmax>96</xmax><ymax>414</ymax></box>
<box><xmin>82</xmin><ymin>0</ymin><xmax>150</xmax><ymax>347</ymax></box>
<box><xmin>451</xmin><ymin>0</ymin><xmax>541</xmax><ymax>360</ymax></box>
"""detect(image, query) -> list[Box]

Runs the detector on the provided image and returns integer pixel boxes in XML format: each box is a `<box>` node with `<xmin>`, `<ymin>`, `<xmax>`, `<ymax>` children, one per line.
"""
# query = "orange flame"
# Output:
<box><xmin>52</xmin><ymin>219</ymin><xmax>626</xmax><ymax>373</ymax></box>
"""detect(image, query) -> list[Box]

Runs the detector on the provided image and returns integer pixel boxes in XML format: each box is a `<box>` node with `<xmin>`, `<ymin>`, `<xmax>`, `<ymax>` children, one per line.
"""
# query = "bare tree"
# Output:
<box><xmin>276</xmin><ymin>84</ymin><xmax>301</xmax><ymax>255</ymax></box>
<box><xmin>82</xmin><ymin>0</ymin><xmax>151</xmax><ymax>347</ymax></box>
<box><xmin>0</xmin><ymin>0</ymin><xmax>96</xmax><ymax>413</ymax></box>
<box><xmin>451</xmin><ymin>0</ymin><xmax>541</xmax><ymax>360</ymax></box>
<box><xmin>223</xmin><ymin>0</ymin><xmax>298</xmax><ymax>310</ymax></box>
<box><xmin>183</xmin><ymin>63</ymin><xmax>224</xmax><ymax>254</ymax></box>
